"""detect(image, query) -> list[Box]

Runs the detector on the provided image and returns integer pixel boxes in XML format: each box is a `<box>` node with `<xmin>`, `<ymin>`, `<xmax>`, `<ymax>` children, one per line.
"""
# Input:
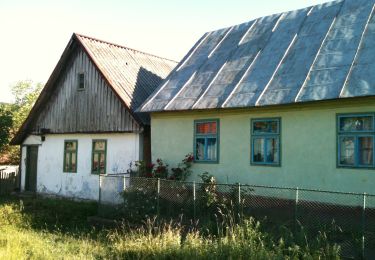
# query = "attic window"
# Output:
<box><xmin>78</xmin><ymin>73</ymin><xmax>85</xmax><ymax>90</ymax></box>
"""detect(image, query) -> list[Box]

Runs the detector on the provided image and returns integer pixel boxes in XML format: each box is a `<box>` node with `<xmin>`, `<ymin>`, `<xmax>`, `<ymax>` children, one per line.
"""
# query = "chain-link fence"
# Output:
<box><xmin>98</xmin><ymin>174</ymin><xmax>375</xmax><ymax>259</ymax></box>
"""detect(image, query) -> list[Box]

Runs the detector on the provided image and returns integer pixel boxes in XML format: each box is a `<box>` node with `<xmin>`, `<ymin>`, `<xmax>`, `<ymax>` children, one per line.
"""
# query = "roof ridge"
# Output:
<box><xmin>74</xmin><ymin>32</ymin><xmax>178</xmax><ymax>64</ymax></box>
<box><xmin>202</xmin><ymin>0</ymin><xmax>342</xmax><ymax>35</ymax></box>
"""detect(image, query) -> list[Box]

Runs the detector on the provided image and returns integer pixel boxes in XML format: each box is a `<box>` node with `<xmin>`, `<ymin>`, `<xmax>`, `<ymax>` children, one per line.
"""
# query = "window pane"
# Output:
<box><xmin>93</xmin><ymin>153</ymin><xmax>99</xmax><ymax>172</ymax></box>
<box><xmin>253</xmin><ymin>138</ymin><xmax>265</xmax><ymax>162</ymax></box>
<box><xmin>340</xmin><ymin>116</ymin><xmax>373</xmax><ymax>132</ymax></box>
<box><xmin>195</xmin><ymin>138</ymin><xmax>205</xmax><ymax>161</ymax></box>
<box><xmin>99</xmin><ymin>153</ymin><xmax>105</xmax><ymax>174</ymax></box>
<box><xmin>266</xmin><ymin>138</ymin><xmax>279</xmax><ymax>163</ymax></box>
<box><xmin>359</xmin><ymin>137</ymin><xmax>373</xmax><ymax>166</ymax></box>
<box><xmin>78</xmin><ymin>73</ymin><xmax>84</xmax><ymax>89</ymax></box>
<box><xmin>71</xmin><ymin>153</ymin><xmax>76</xmax><ymax>172</ymax></box>
<box><xmin>340</xmin><ymin>137</ymin><xmax>355</xmax><ymax>165</ymax></box>
<box><xmin>196</xmin><ymin>122</ymin><xmax>217</xmax><ymax>134</ymax></box>
<box><xmin>206</xmin><ymin>138</ymin><xmax>217</xmax><ymax>161</ymax></box>
<box><xmin>65</xmin><ymin>141</ymin><xmax>76</xmax><ymax>151</ymax></box>
<box><xmin>94</xmin><ymin>141</ymin><xmax>105</xmax><ymax>151</ymax></box>
<box><xmin>65</xmin><ymin>153</ymin><xmax>70</xmax><ymax>171</ymax></box>
<box><xmin>253</xmin><ymin>120</ymin><xmax>278</xmax><ymax>134</ymax></box>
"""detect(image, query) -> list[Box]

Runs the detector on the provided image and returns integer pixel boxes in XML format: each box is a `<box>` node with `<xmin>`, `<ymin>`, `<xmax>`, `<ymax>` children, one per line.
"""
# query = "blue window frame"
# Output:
<box><xmin>194</xmin><ymin>119</ymin><xmax>219</xmax><ymax>163</ymax></box>
<box><xmin>251</xmin><ymin>118</ymin><xmax>280</xmax><ymax>166</ymax></box>
<box><xmin>337</xmin><ymin>114</ymin><xmax>375</xmax><ymax>168</ymax></box>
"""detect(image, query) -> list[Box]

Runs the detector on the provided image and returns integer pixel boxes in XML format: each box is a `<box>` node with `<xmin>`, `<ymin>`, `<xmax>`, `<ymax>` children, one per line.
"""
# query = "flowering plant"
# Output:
<box><xmin>170</xmin><ymin>153</ymin><xmax>194</xmax><ymax>181</ymax></box>
<box><xmin>126</xmin><ymin>153</ymin><xmax>194</xmax><ymax>181</ymax></box>
<box><xmin>153</xmin><ymin>158</ymin><xmax>168</xmax><ymax>179</ymax></box>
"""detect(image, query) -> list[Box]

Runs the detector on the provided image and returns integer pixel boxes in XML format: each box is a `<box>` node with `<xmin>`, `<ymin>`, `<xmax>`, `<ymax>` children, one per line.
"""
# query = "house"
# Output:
<box><xmin>139</xmin><ymin>0</ymin><xmax>375</xmax><ymax>194</ymax></box>
<box><xmin>11</xmin><ymin>33</ymin><xmax>176</xmax><ymax>200</ymax></box>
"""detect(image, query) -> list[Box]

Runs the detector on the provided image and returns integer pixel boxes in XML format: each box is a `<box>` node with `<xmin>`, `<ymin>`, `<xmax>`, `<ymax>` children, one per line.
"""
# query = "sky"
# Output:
<box><xmin>0</xmin><ymin>0</ymin><xmax>333</xmax><ymax>103</ymax></box>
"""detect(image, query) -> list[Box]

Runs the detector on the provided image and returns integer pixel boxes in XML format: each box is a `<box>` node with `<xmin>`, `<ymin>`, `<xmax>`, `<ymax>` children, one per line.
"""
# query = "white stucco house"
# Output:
<box><xmin>11</xmin><ymin>33</ymin><xmax>176</xmax><ymax>200</ymax></box>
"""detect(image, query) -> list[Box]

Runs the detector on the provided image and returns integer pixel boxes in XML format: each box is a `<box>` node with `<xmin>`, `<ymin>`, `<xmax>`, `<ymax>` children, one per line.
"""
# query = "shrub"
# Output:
<box><xmin>170</xmin><ymin>153</ymin><xmax>194</xmax><ymax>181</ymax></box>
<box><xmin>127</xmin><ymin>153</ymin><xmax>194</xmax><ymax>181</ymax></box>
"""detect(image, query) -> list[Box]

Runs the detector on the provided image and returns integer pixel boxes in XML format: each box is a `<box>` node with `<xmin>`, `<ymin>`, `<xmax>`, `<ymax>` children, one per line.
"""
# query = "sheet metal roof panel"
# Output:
<box><xmin>166</xmin><ymin>22</ymin><xmax>254</xmax><ymax>110</ymax></box>
<box><xmin>342</xmin><ymin>9</ymin><xmax>375</xmax><ymax>97</ymax></box>
<box><xmin>194</xmin><ymin>15</ymin><xmax>280</xmax><ymax>109</ymax></box>
<box><xmin>258</xmin><ymin>1</ymin><xmax>342</xmax><ymax>105</ymax></box>
<box><xmin>342</xmin><ymin>65</ymin><xmax>375</xmax><ymax>97</ymax></box>
<box><xmin>296</xmin><ymin>0</ymin><xmax>374</xmax><ymax>102</ymax></box>
<box><xmin>139</xmin><ymin>0</ymin><xmax>375</xmax><ymax>113</ymax></box>
<box><xmin>140</xmin><ymin>29</ymin><xmax>230</xmax><ymax>111</ymax></box>
<box><xmin>226</xmin><ymin>8</ymin><xmax>310</xmax><ymax>108</ymax></box>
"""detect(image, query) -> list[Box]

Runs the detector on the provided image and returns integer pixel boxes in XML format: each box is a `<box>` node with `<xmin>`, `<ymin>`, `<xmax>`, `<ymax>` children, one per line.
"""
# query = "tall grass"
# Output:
<box><xmin>0</xmin><ymin>196</ymin><xmax>341</xmax><ymax>259</ymax></box>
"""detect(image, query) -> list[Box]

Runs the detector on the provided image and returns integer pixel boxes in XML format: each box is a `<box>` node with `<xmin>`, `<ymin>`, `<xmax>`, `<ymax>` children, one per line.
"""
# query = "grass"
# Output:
<box><xmin>0</xmin><ymin>195</ymin><xmax>341</xmax><ymax>259</ymax></box>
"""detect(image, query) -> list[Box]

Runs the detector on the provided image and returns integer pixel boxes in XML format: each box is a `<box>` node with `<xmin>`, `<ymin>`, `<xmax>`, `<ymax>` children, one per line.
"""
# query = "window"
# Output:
<box><xmin>92</xmin><ymin>140</ymin><xmax>107</xmax><ymax>174</ymax></box>
<box><xmin>64</xmin><ymin>140</ymin><xmax>77</xmax><ymax>172</ymax></box>
<box><xmin>78</xmin><ymin>73</ymin><xmax>85</xmax><ymax>90</ymax></box>
<box><xmin>337</xmin><ymin>114</ymin><xmax>375</xmax><ymax>168</ymax></box>
<box><xmin>251</xmin><ymin>118</ymin><xmax>280</xmax><ymax>166</ymax></box>
<box><xmin>194</xmin><ymin>119</ymin><xmax>219</xmax><ymax>163</ymax></box>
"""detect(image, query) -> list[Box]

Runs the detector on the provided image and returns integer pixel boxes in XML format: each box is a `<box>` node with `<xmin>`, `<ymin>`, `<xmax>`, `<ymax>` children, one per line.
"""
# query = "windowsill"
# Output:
<box><xmin>250</xmin><ymin>162</ymin><xmax>281</xmax><ymax>167</ymax></box>
<box><xmin>194</xmin><ymin>160</ymin><xmax>219</xmax><ymax>164</ymax></box>
<box><xmin>337</xmin><ymin>165</ymin><xmax>374</xmax><ymax>170</ymax></box>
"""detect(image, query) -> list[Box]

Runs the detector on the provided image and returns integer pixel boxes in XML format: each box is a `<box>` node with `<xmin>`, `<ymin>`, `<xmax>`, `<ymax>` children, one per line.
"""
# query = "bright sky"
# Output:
<box><xmin>0</xmin><ymin>0</ymin><xmax>333</xmax><ymax>103</ymax></box>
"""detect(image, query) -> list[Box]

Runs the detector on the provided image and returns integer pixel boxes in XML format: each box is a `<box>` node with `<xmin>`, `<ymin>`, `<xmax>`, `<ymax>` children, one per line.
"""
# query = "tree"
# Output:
<box><xmin>0</xmin><ymin>105</ymin><xmax>12</xmax><ymax>152</ymax></box>
<box><xmin>0</xmin><ymin>80</ymin><xmax>43</xmax><ymax>164</ymax></box>
<box><xmin>11</xmin><ymin>80</ymin><xmax>43</xmax><ymax>131</ymax></box>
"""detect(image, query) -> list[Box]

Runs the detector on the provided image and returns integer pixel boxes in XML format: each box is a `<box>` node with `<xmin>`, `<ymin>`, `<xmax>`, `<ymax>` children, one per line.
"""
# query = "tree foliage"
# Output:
<box><xmin>11</xmin><ymin>80</ymin><xmax>43</xmax><ymax>131</ymax></box>
<box><xmin>0</xmin><ymin>80</ymin><xmax>43</xmax><ymax>164</ymax></box>
<box><xmin>0</xmin><ymin>105</ymin><xmax>13</xmax><ymax>152</ymax></box>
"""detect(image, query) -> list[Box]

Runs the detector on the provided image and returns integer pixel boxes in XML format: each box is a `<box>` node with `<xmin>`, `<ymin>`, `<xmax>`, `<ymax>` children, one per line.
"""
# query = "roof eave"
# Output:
<box><xmin>11</xmin><ymin>35</ymin><xmax>79</xmax><ymax>145</ymax></box>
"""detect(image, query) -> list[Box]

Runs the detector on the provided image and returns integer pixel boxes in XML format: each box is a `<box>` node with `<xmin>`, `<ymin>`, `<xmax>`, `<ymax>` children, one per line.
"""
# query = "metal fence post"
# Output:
<box><xmin>362</xmin><ymin>192</ymin><xmax>366</xmax><ymax>259</ymax></box>
<box><xmin>157</xmin><ymin>178</ymin><xmax>160</xmax><ymax>217</ymax></box>
<box><xmin>98</xmin><ymin>174</ymin><xmax>101</xmax><ymax>215</ymax></box>
<box><xmin>238</xmin><ymin>183</ymin><xmax>242</xmax><ymax>222</ymax></box>
<box><xmin>294</xmin><ymin>187</ymin><xmax>299</xmax><ymax>232</ymax></box>
<box><xmin>193</xmin><ymin>181</ymin><xmax>196</xmax><ymax>221</ymax></box>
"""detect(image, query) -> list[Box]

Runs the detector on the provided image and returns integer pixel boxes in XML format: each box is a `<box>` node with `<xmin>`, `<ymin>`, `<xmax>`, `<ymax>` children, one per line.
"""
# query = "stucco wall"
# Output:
<box><xmin>21</xmin><ymin>133</ymin><xmax>140</xmax><ymax>200</ymax></box>
<box><xmin>151</xmin><ymin>98</ymin><xmax>375</xmax><ymax>195</ymax></box>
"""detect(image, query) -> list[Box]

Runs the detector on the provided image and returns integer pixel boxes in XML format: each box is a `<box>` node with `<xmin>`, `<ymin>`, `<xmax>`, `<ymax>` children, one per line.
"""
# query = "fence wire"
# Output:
<box><xmin>98</xmin><ymin>175</ymin><xmax>375</xmax><ymax>259</ymax></box>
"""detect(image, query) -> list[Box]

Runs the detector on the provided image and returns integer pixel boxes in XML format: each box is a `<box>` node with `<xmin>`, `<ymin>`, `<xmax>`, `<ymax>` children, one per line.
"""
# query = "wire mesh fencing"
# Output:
<box><xmin>98</xmin><ymin>174</ymin><xmax>375</xmax><ymax>258</ymax></box>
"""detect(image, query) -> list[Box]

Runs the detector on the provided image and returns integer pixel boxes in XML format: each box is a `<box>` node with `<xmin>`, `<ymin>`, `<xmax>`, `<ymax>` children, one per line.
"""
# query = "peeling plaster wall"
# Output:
<box><xmin>20</xmin><ymin>133</ymin><xmax>140</xmax><ymax>200</ymax></box>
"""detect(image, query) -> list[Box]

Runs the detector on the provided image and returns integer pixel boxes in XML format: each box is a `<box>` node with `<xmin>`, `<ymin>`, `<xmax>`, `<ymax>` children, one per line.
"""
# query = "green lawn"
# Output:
<box><xmin>0</xmin><ymin>195</ymin><xmax>340</xmax><ymax>259</ymax></box>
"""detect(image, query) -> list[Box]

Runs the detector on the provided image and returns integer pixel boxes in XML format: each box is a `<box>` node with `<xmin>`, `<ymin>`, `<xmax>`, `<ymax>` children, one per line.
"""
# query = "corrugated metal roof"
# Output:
<box><xmin>140</xmin><ymin>0</ymin><xmax>375</xmax><ymax>112</ymax></box>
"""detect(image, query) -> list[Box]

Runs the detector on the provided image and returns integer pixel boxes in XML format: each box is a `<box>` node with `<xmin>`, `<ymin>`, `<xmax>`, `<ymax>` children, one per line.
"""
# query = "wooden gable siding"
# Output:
<box><xmin>33</xmin><ymin>47</ymin><xmax>140</xmax><ymax>134</ymax></box>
